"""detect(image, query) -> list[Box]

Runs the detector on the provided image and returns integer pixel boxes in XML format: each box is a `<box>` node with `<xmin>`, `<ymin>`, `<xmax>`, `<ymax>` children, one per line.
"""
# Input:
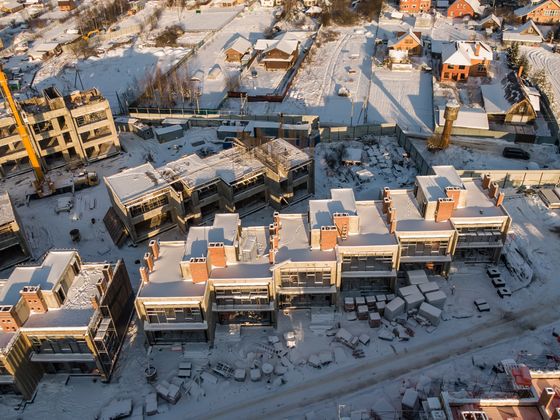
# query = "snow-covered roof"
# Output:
<box><xmin>264</xmin><ymin>39</ymin><xmax>299</xmax><ymax>56</ymax></box>
<box><xmin>339</xmin><ymin>201</ymin><xmax>398</xmax><ymax>247</ymax></box>
<box><xmin>0</xmin><ymin>251</ymin><xmax>77</xmax><ymax>306</ymax></box>
<box><xmin>254</xmin><ymin>138</ymin><xmax>312</xmax><ymax>170</ymax></box>
<box><xmin>482</xmin><ymin>72</ymin><xmax>541</xmax><ymax>114</ymax></box>
<box><xmin>159</xmin><ymin>147</ymin><xmax>265</xmax><ymax>190</ymax></box>
<box><xmin>388</xmin><ymin>190</ymin><xmax>455</xmax><ymax>232</ymax></box>
<box><xmin>105</xmin><ymin>163</ymin><xmax>169</xmax><ymax>205</ymax></box>
<box><xmin>184</xmin><ymin>214</ymin><xmax>240</xmax><ymax>260</ymax></box>
<box><xmin>254</xmin><ymin>39</ymin><xmax>277</xmax><ymax>51</ymax></box>
<box><xmin>388</xmin><ymin>30</ymin><xmax>421</xmax><ymax>48</ymax></box>
<box><xmin>463</xmin><ymin>0</ymin><xmax>482</xmax><ymax>14</ymax></box>
<box><xmin>442</xmin><ymin>41</ymin><xmax>493</xmax><ymax>66</ymax></box>
<box><xmin>502</xmin><ymin>20</ymin><xmax>544</xmax><ymax>43</ymax></box>
<box><xmin>153</xmin><ymin>124</ymin><xmax>183</xmax><ymax>136</ymax></box>
<box><xmin>0</xmin><ymin>192</ymin><xmax>15</xmax><ymax>226</ymax></box>
<box><xmin>225</xmin><ymin>36</ymin><xmax>252</xmax><ymax>54</ymax></box>
<box><xmin>437</xmin><ymin>106</ymin><xmax>489</xmax><ymax>130</ymax></box>
<box><xmin>515</xmin><ymin>0</ymin><xmax>559</xmax><ymax>17</ymax></box>
<box><xmin>478</xmin><ymin>13</ymin><xmax>502</xmax><ymax>27</ymax></box>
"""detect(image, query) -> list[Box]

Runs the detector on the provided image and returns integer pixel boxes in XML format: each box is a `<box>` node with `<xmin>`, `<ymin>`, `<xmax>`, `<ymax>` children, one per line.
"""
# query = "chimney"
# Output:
<box><xmin>0</xmin><ymin>306</ymin><xmax>23</xmax><ymax>332</ymax></box>
<box><xmin>269</xmin><ymin>249</ymin><xmax>276</xmax><ymax>264</ymax></box>
<box><xmin>270</xmin><ymin>234</ymin><xmax>279</xmax><ymax>250</ymax></box>
<box><xmin>20</xmin><ymin>286</ymin><xmax>48</xmax><ymax>313</ymax></box>
<box><xmin>496</xmin><ymin>191</ymin><xmax>505</xmax><ymax>207</ymax></box>
<box><xmin>91</xmin><ymin>295</ymin><xmax>99</xmax><ymax>310</ymax></box>
<box><xmin>273</xmin><ymin>211</ymin><xmax>280</xmax><ymax>227</ymax></box>
<box><xmin>518</xmin><ymin>65</ymin><xmax>524</xmax><ymax>78</ymax></box>
<box><xmin>389</xmin><ymin>219</ymin><xmax>397</xmax><ymax>234</ymax></box>
<box><xmin>383</xmin><ymin>187</ymin><xmax>391</xmax><ymax>199</ymax></box>
<box><xmin>149</xmin><ymin>240</ymin><xmax>160</xmax><ymax>259</ymax></box>
<box><xmin>551</xmin><ymin>408</ymin><xmax>560</xmax><ymax>420</ymax></box>
<box><xmin>489</xmin><ymin>182</ymin><xmax>499</xmax><ymax>199</ymax></box>
<box><xmin>144</xmin><ymin>252</ymin><xmax>154</xmax><ymax>272</ymax></box>
<box><xmin>445</xmin><ymin>186</ymin><xmax>461</xmax><ymax>209</ymax></box>
<box><xmin>96</xmin><ymin>277</ymin><xmax>107</xmax><ymax>296</ymax></box>
<box><xmin>269</xmin><ymin>223</ymin><xmax>279</xmax><ymax>238</ymax></box>
<box><xmin>320</xmin><ymin>226</ymin><xmax>338</xmax><ymax>251</ymax></box>
<box><xmin>333</xmin><ymin>212</ymin><xmax>350</xmax><ymax>239</ymax></box>
<box><xmin>189</xmin><ymin>257</ymin><xmax>209</xmax><ymax>284</ymax></box>
<box><xmin>475</xmin><ymin>42</ymin><xmax>481</xmax><ymax>57</ymax></box>
<box><xmin>102</xmin><ymin>264</ymin><xmax>113</xmax><ymax>284</ymax></box>
<box><xmin>435</xmin><ymin>197</ymin><xmax>454</xmax><ymax>222</ymax></box>
<box><xmin>386</xmin><ymin>207</ymin><xmax>396</xmax><ymax>224</ymax></box>
<box><xmin>539</xmin><ymin>387</ymin><xmax>555</xmax><ymax>411</ymax></box>
<box><xmin>482</xmin><ymin>173</ymin><xmax>492</xmax><ymax>189</ymax></box>
<box><xmin>208</xmin><ymin>242</ymin><xmax>227</xmax><ymax>268</ymax></box>
<box><xmin>139</xmin><ymin>266</ymin><xmax>149</xmax><ymax>284</ymax></box>
<box><xmin>382</xmin><ymin>197</ymin><xmax>392</xmax><ymax>214</ymax></box>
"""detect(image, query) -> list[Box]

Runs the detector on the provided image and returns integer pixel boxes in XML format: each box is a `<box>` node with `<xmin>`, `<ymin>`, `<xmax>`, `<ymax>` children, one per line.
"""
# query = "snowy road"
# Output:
<box><xmin>193</xmin><ymin>297</ymin><xmax>560</xmax><ymax>419</ymax></box>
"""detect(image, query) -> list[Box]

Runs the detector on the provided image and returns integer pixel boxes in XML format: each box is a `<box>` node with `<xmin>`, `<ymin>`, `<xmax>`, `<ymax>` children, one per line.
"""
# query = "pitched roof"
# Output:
<box><xmin>388</xmin><ymin>29</ymin><xmax>421</xmax><ymax>48</ymax></box>
<box><xmin>502</xmin><ymin>20</ymin><xmax>544</xmax><ymax>43</ymax></box>
<box><xmin>225</xmin><ymin>36</ymin><xmax>252</xmax><ymax>54</ymax></box>
<box><xmin>478</xmin><ymin>13</ymin><xmax>502</xmax><ymax>27</ymax></box>
<box><xmin>442</xmin><ymin>41</ymin><xmax>493</xmax><ymax>65</ymax></box>
<box><xmin>481</xmin><ymin>71</ymin><xmax>540</xmax><ymax>114</ymax></box>
<box><xmin>264</xmin><ymin>39</ymin><xmax>299</xmax><ymax>55</ymax></box>
<box><xmin>453</xmin><ymin>0</ymin><xmax>482</xmax><ymax>13</ymax></box>
<box><xmin>515</xmin><ymin>0</ymin><xmax>560</xmax><ymax>17</ymax></box>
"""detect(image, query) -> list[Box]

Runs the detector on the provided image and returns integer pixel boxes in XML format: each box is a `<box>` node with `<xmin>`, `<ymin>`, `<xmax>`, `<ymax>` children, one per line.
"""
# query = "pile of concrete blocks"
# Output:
<box><xmin>401</xmin><ymin>389</ymin><xmax>420</xmax><ymax>420</ymax></box>
<box><xmin>418</xmin><ymin>302</ymin><xmax>442</xmax><ymax>326</ymax></box>
<box><xmin>398</xmin><ymin>285</ymin><xmax>425</xmax><ymax>311</ymax></box>
<box><xmin>406</xmin><ymin>270</ymin><xmax>429</xmax><ymax>286</ymax></box>
<box><xmin>385</xmin><ymin>297</ymin><xmax>405</xmax><ymax>321</ymax></box>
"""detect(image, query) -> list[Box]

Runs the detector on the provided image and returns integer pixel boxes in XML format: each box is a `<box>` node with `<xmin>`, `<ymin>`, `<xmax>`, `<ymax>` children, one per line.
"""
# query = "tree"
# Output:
<box><xmin>518</xmin><ymin>54</ymin><xmax>531</xmax><ymax>77</ymax></box>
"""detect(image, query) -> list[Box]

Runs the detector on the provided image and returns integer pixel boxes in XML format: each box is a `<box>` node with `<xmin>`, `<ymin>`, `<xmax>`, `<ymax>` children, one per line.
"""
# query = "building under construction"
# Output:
<box><xmin>0</xmin><ymin>192</ymin><xmax>30</xmax><ymax>271</ymax></box>
<box><xmin>104</xmin><ymin>138</ymin><xmax>314</xmax><ymax>244</ymax></box>
<box><xmin>0</xmin><ymin>87</ymin><xmax>120</xmax><ymax>178</ymax></box>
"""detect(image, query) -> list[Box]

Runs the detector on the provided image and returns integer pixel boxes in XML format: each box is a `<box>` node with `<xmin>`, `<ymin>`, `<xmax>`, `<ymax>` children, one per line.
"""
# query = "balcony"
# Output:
<box><xmin>143</xmin><ymin>321</ymin><xmax>208</xmax><ymax>331</ymax></box>
<box><xmin>30</xmin><ymin>352</ymin><xmax>95</xmax><ymax>363</ymax></box>
<box><xmin>212</xmin><ymin>301</ymin><xmax>275</xmax><ymax>312</ymax></box>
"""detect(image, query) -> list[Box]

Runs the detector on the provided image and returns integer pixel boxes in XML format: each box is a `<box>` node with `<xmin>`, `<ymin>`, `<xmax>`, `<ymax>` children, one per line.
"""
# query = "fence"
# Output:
<box><xmin>319</xmin><ymin>124</ymin><xmax>398</xmax><ymax>141</ymax></box>
<box><xmin>456</xmin><ymin>169</ymin><xmax>560</xmax><ymax>188</ymax></box>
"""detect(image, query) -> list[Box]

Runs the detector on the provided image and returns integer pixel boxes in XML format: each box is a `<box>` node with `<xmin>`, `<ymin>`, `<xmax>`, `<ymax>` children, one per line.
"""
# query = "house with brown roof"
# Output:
<box><xmin>515</xmin><ymin>0</ymin><xmax>560</xmax><ymax>24</ymax></box>
<box><xmin>399</xmin><ymin>0</ymin><xmax>431</xmax><ymax>13</ymax></box>
<box><xmin>440</xmin><ymin>41</ymin><xmax>493</xmax><ymax>81</ymax></box>
<box><xmin>447</xmin><ymin>0</ymin><xmax>482</xmax><ymax>18</ymax></box>
<box><xmin>261</xmin><ymin>39</ymin><xmax>299</xmax><ymax>71</ymax></box>
<box><xmin>388</xmin><ymin>30</ymin><xmax>423</xmax><ymax>56</ymax></box>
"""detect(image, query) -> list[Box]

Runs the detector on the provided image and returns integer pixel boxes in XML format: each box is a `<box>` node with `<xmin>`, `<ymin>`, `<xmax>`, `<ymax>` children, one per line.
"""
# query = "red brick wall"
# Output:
<box><xmin>208</xmin><ymin>243</ymin><xmax>227</xmax><ymax>268</ymax></box>
<box><xmin>447</xmin><ymin>0</ymin><xmax>475</xmax><ymax>17</ymax></box>
<box><xmin>441</xmin><ymin>64</ymin><xmax>470</xmax><ymax>81</ymax></box>
<box><xmin>333</xmin><ymin>214</ymin><xmax>350</xmax><ymax>237</ymax></box>
<box><xmin>0</xmin><ymin>310</ymin><xmax>21</xmax><ymax>332</ymax></box>
<box><xmin>320</xmin><ymin>227</ymin><xmax>338</xmax><ymax>251</ymax></box>
<box><xmin>436</xmin><ymin>198</ymin><xmax>454</xmax><ymax>222</ymax></box>
<box><xmin>21</xmin><ymin>290</ymin><xmax>48</xmax><ymax>313</ymax></box>
<box><xmin>190</xmin><ymin>259</ymin><xmax>209</xmax><ymax>284</ymax></box>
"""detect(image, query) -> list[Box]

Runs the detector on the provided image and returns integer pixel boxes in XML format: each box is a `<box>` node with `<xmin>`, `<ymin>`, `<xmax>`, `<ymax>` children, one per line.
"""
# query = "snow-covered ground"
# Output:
<box><xmin>522</xmin><ymin>45</ymin><xmax>560</xmax><ymax>114</ymax></box>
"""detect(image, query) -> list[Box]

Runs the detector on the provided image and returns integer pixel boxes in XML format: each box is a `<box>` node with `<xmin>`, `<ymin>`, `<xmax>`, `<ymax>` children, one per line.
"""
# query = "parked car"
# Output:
<box><xmin>503</xmin><ymin>147</ymin><xmax>530</xmax><ymax>160</ymax></box>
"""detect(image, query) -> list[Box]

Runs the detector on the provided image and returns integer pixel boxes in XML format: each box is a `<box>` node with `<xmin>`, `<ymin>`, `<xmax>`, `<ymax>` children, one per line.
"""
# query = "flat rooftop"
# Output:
<box><xmin>0</xmin><ymin>331</ymin><xmax>16</xmax><ymax>353</ymax></box>
<box><xmin>276</xmin><ymin>214</ymin><xmax>335</xmax><ymax>263</ymax></box>
<box><xmin>0</xmin><ymin>192</ymin><xmax>16</xmax><ymax>226</ymax></box>
<box><xmin>138</xmin><ymin>241</ymin><xmax>206</xmax><ymax>299</ymax></box>
<box><xmin>105</xmin><ymin>163</ymin><xmax>169</xmax><ymax>205</ymax></box>
<box><xmin>416</xmin><ymin>165</ymin><xmax>464</xmax><ymax>203</ymax></box>
<box><xmin>159</xmin><ymin>147</ymin><xmax>265</xmax><ymax>189</ymax></box>
<box><xmin>22</xmin><ymin>264</ymin><xmax>104</xmax><ymax>330</ymax></box>
<box><xmin>254</xmin><ymin>138</ymin><xmax>311</xmax><ymax>170</ymax></box>
<box><xmin>341</xmin><ymin>201</ymin><xmax>397</xmax><ymax>247</ymax></box>
<box><xmin>452</xmin><ymin>179</ymin><xmax>508</xmax><ymax>219</ymax></box>
<box><xmin>0</xmin><ymin>251</ymin><xmax>77</xmax><ymax>307</ymax></box>
<box><xmin>184</xmin><ymin>214</ymin><xmax>240</xmax><ymax>260</ymax></box>
<box><xmin>389</xmin><ymin>191</ymin><xmax>455</xmax><ymax>232</ymax></box>
<box><xmin>450</xmin><ymin>403</ymin><xmax>543</xmax><ymax>420</ymax></box>
<box><xmin>309</xmin><ymin>189</ymin><xmax>357</xmax><ymax>229</ymax></box>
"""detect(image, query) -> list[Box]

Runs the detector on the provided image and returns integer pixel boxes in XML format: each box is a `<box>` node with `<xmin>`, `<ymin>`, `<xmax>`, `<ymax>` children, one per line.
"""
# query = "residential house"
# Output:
<box><xmin>0</xmin><ymin>0</ymin><xmax>24</xmax><ymax>14</ymax></box>
<box><xmin>440</xmin><ymin>41</ymin><xmax>493</xmax><ymax>81</ymax></box>
<box><xmin>399</xmin><ymin>0</ymin><xmax>431</xmax><ymax>13</ymax></box>
<box><xmin>478</xmin><ymin>13</ymin><xmax>503</xmax><ymax>32</ymax></box>
<box><xmin>0</xmin><ymin>192</ymin><xmax>30</xmax><ymax>271</ymax></box>
<box><xmin>0</xmin><ymin>251</ymin><xmax>134</xmax><ymax>399</ymax></box>
<box><xmin>388</xmin><ymin>30</ymin><xmax>423</xmax><ymax>56</ymax></box>
<box><xmin>502</xmin><ymin>20</ymin><xmax>544</xmax><ymax>46</ymax></box>
<box><xmin>515</xmin><ymin>0</ymin><xmax>560</xmax><ymax>24</ymax></box>
<box><xmin>447</xmin><ymin>0</ymin><xmax>482</xmax><ymax>18</ymax></box>
<box><xmin>260</xmin><ymin>0</ymin><xmax>275</xmax><ymax>6</ymax></box>
<box><xmin>481</xmin><ymin>70</ymin><xmax>541</xmax><ymax>124</ymax></box>
<box><xmin>0</xmin><ymin>87</ymin><xmax>120</xmax><ymax>178</ymax></box>
<box><xmin>224</xmin><ymin>36</ymin><xmax>252</xmax><ymax>63</ymax></box>
<box><xmin>57</xmin><ymin>0</ymin><xmax>76</xmax><ymax>11</ymax></box>
<box><xmin>105</xmin><ymin>140</ymin><xmax>314</xmax><ymax>244</ymax></box>
<box><xmin>261</xmin><ymin>39</ymin><xmax>299</xmax><ymax>71</ymax></box>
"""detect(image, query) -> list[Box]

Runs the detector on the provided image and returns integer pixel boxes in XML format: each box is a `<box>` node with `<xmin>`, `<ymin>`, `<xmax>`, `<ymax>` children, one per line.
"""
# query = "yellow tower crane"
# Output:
<box><xmin>0</xmin><ymin>69</ymin><xmax>54</xmax><ymax>196</ymax></box>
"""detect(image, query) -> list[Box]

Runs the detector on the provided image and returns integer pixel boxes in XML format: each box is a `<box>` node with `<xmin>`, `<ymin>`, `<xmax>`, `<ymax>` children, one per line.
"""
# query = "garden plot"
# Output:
<box><xmin>522</xmin><ymin>45</ymin><xmax>560</xmax><ymax>115</ymax></box>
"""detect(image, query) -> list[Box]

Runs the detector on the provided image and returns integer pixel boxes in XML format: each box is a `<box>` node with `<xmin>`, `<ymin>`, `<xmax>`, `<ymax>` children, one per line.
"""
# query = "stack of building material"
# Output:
<box><xmin>425</xmin><ymin>290</ymin><xmax>446</xmax><ymax>309</ymax></box>
<box><xmin>376</xmin><ymin>301</ymin><xmax>386</xmax><ymax>316</ymax></box>
<box><xmin>418</xmin><ymin>282</ymin><xmax>439</xmax><ymax>294</ymax></box>
<box><xmin>406</xmin><ymin>270</ymin><xmax>429</xmax><ymax>286</ymax></box>
<box><xmin>398</xmin><ymin>285</ymin><xmax>421</xmax><ymax>298</ymax></box>
<box><xmin>385</xmin><ymin>297</ymin><xmax>405</xmax><ymax>321</ymax></box>
<box><xmin>369</xmin><ymin>312</ymin><xmax>381</xmax><ymax>328</ymax></box>
<box><xmin>145</xmin><ymin>393</ymin><xmax>158</xmax><ymax>416</ymax></box>
<box><xmin>178</xmin><ymin>362</ymin><xmax>192</xmax><ymax>378</ymax></box>
<box><xmin>404</xmin><ymin>293</ymin><xmax>425</xmax><ymax>311</ymax></box>
<box><xmin>402</xmin><ymin>389</ymin><xmax>420</xmax><ymax>419</ymax></box>
<box><xmin>250</xmin><ymin>368</ymin><xmax>262</xmax><ymax>381</ymax></box>
<box><xmin>366</xmin><ymin>296</ymin><xmax>376</xmax><ymax>310</ymax></box>
<box><xmin>344</xmin><ymin>297</ymin><xmax>355</xmax><ymax>312</ymax></box>
<box><xmin>418</xmin><ymin>302</ymin><xmax>442</xmax><ymax>326</ymax></box>
<box><xmin>357</xmin><ymin>305</ymin><xmax>369</xmax><ymax>320</ymax></box>
<box><xmin>234</xmin><ymin>368</ymin><xmax>246</xmax><ymax>382</ymax></box>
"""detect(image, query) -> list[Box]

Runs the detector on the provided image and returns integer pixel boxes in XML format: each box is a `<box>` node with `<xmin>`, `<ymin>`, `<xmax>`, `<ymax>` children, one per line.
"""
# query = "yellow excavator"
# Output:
<box><xmin>0</xmin><ymin>69</ymin><xmax>98</xmax><ymax>198</ymax></box>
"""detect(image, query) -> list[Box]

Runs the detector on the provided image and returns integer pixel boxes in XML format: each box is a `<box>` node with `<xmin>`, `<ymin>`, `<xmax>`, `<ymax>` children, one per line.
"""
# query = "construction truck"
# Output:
<box><xmin>0</xmin><ymin>68</ymin><xmax>99</xmax><ymax>198</ymax></box>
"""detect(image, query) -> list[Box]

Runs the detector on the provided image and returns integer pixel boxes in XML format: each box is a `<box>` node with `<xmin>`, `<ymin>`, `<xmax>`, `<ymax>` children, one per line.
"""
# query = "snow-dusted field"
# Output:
<box><xmin>522</xmin><ymin>46</ymin><xmax>560</xmax><ymax>113</ymax></box>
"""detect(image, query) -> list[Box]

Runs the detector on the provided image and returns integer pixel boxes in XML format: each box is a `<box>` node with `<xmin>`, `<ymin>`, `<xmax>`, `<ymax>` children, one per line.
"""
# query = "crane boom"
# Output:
<box><xmin>0</xmin><ymin>70</ymin><xmax>44</xmax><ymax>183</ymax></box>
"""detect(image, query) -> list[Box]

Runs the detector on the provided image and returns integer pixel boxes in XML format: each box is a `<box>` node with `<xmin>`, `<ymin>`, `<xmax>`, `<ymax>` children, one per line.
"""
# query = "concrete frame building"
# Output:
<box><xmin>105</xmin><ymin>139</ymin><xmax>314</xmax><ymax>244</ymax></box>
<box><xmin>133</xmin><ymin>166</ymin><xmax>511</xmax><ymax>345</ymax></box>
<box><xmin>0</xmin><ymin>251</ymin><xmax>135</xmax><ymax>399</ymax></box>
<box><xmin>0</xmin><ymin>192</ymin><xmax>30</xmax><ymax>271</ymax></box>
<box><xmin>0</xmin><ymin>87</ymin><xmax>120</xmax><ymax>178</ymax></box>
